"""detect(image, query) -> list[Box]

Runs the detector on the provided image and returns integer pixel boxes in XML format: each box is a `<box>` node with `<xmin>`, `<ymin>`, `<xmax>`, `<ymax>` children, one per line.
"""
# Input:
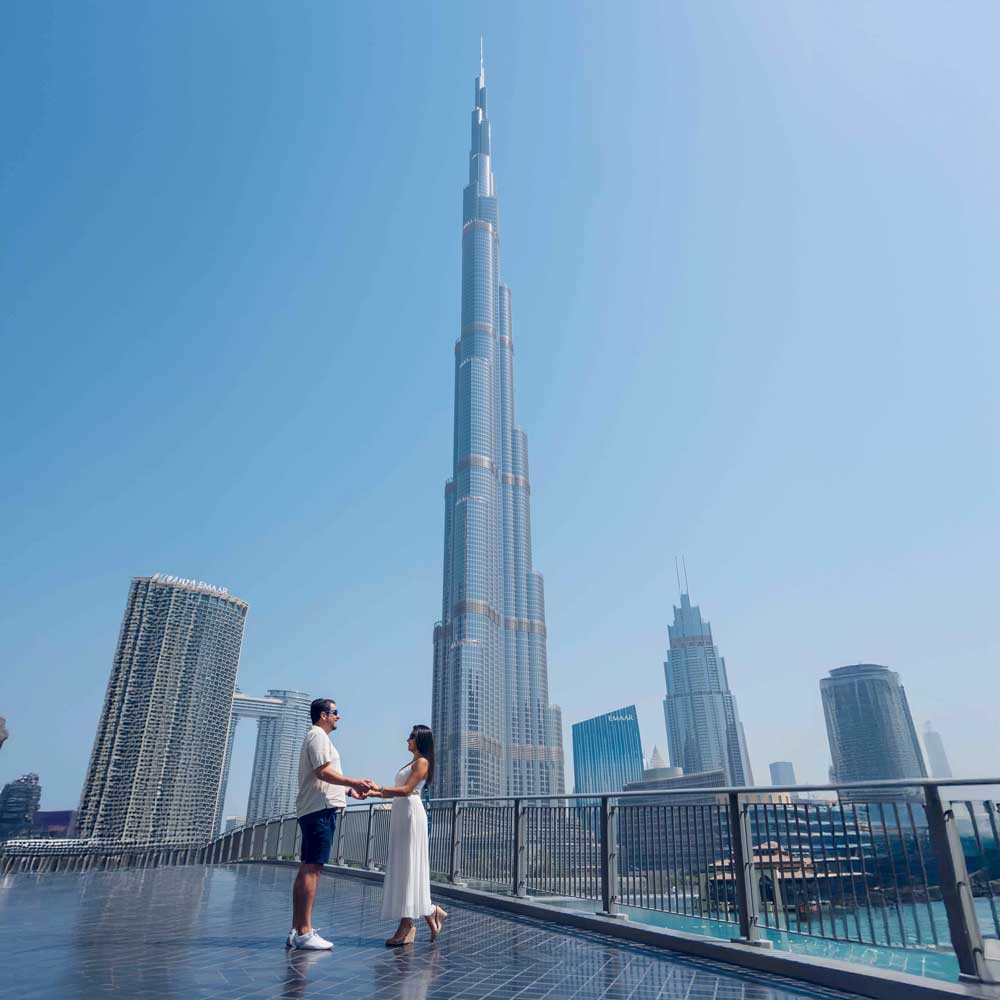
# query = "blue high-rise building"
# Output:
<box><xmin>662</xmin><ymin>593</ymin><xmax>754</xmax><ymax>786</ymax></box>
<box><xmin>572</xmin><ymin>707</ymin><xmax>644</xmax><ymax>795</ymax></box>
<box><xmin>431</xmin><ymin>53</ymin><xmax>564</xmax><ymax>799</ymax></box>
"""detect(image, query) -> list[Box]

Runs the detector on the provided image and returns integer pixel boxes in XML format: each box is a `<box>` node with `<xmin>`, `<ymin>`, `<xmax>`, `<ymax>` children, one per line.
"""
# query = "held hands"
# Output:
<box><xmin>348</xmin><ymin>778</ymin><xmax>383</xmax><ymax>800</ymax></box>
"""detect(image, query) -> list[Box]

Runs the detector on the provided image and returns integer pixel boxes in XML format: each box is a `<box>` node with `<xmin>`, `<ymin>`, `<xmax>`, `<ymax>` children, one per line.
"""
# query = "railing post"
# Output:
<box><xmin>332</xmin><ymin>809</ymin><xmax>346</xmax><ymax>866</ymax></box>
<box><xmin>513</xmin><ymin>799</ymin><xmax>527</xmax><ymax>897</ymax></box>
<box><xmin>599</xmin><ymin>796</ymin><xmax>621</xmax><ymax>917</ymax></box>
<box><xmin>364</xmin><ymin>803</ymin><xmax>375</xmax><ymax>870</ymax></box>
<box><xmin>924</xmin><ymin>784</ymin><xmax>997</xmax><ymax>983</ymax></box>
<box><xmin>449</xmin><ymin>801</ymin><xmax>464</xmax><ymax>884</ymax></box>
<box><xmin>728</xmin><ymin>792</ymin><xmax>764</xmax><ymax>945</ymax></box>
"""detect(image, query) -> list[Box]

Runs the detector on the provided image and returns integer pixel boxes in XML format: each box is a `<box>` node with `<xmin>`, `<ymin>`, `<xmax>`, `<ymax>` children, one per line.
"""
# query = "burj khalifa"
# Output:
<box><xmin>431</xmin><ymin>53</ymin><xmax>565</xmax><ymax>799</ymax></box>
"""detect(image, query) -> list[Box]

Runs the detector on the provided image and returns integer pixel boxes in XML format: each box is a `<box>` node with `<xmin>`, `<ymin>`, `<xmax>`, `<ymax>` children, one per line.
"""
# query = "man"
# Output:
<box><xmin>288</xmin><ymin>698</ymin><xmax>373</xmax><ymax>950</ymax></box>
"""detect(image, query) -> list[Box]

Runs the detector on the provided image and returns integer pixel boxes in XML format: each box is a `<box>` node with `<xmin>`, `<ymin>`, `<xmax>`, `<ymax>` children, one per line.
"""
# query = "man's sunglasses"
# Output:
<box><xmin>324</xmin><ymin>708</ymin><xmax>340</xmax><ymax>717</ymax></box>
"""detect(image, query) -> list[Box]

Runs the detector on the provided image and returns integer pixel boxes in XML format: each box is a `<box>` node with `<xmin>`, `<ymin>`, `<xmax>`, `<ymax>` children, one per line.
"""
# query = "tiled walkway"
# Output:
<box><xmin>0</xmin><ymin>865</ymin><xmax>866</xmax><ymax>1000</ymax></box>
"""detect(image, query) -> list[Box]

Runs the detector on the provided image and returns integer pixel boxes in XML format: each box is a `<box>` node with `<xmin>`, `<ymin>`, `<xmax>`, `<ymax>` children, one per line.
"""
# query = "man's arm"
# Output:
<box><xmin>313</xmin><ymin>763</ymin><xmax>374</xmax><ymax>793</ymax></box>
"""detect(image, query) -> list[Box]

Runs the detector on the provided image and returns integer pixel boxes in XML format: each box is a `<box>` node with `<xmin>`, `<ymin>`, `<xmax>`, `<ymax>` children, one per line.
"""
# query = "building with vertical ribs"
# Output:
<box><xmin>216</xmin><ymin>689</ymin><xmax>312</xmax><ymax>828</ymax></box>
<box><xmin>432</xmin><ymin>53</ymin><xmax>564</xmax><ymax>799</ymax></box>
<box><xmin>662</xmin><ymin>592</ymin><xmax>754</xmax><ymax>786</ymax></box>
<box><xmin>821</xmin><ymin>663</ymin><xmax>927</xmax><ymax>801</ymax></box>
<box><xmin>76</xmin><ymin>575</ymin><xmax>248</xmax><ymax>846</ymax></box>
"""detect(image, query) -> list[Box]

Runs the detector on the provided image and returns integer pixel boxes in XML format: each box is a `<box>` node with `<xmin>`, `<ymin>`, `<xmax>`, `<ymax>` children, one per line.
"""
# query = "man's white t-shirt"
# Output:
<box><xmin>296</xmin><ymin>725</ymin><xmax>346</xmax><ymax>817</ymax></box>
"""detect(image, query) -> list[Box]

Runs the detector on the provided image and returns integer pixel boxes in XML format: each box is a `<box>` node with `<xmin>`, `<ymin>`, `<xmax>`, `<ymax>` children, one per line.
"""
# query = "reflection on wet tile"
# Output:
<box><xmin>0</xmin><ymin>865</ymin><xmax>863</xmax><ymax>1000</ymax></box>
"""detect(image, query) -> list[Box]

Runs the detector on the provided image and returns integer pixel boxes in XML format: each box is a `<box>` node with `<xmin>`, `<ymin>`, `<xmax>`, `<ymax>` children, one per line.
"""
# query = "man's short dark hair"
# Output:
<box><xmin>310</xmin><ymin>698</ymin><xmax>335</xmax><ymax>724</ymax></box>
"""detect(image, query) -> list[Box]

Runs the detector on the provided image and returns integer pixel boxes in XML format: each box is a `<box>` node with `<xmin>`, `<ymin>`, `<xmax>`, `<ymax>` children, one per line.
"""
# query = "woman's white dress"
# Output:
<box><xmin>380</xmin><ymin>762</ymin><xmax>434</xmax><ymax>920</ymax></box>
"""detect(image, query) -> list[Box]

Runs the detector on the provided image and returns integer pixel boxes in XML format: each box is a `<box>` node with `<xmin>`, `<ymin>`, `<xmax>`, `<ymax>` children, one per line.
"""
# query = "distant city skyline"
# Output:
<box><xmin>2</xmin><ymin>5</ymin><xmax>998</xmax><ymax>810</ymax></box>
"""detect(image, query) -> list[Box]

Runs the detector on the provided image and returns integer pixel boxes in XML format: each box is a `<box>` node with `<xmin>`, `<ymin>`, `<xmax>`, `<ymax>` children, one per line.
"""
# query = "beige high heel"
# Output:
<box><xmin>385</xmin><ymin>923</ymin><xmax>416</xmax><ymax>947</ymax></box>
<box><xmin>429</xmin><ymin>905</ymin><xmax>448</xmax><ymax>941</ymax></box>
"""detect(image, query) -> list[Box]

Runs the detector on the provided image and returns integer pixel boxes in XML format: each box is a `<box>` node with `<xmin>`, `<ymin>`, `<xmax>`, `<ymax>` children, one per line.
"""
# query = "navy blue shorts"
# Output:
<box><xmin>298</xmin><ymin>808</ymin><xmax>338</xmax><ymax>865</ymax></box>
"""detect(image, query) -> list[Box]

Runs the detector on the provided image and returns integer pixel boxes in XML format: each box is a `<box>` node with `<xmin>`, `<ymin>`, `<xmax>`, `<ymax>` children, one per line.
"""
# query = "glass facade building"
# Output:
<box><xmin>769</xmin><ymin>761</ymin><xmax>798</xmax><ymax>786</ymax></box>
<box><xmin>662</xmin><ymin>593</ymin><xmax>753</xmax><ymax>786</ymax></box>
<box><xmin>76</xmin><ymin>575</ymin><xmax>248</xmax><ymax>846</ymax></box>
<box><xmin>820</xmin><ymin>663</ymin><xmax>927</xmax><ymax>800</ymax></box>
<box><xmin>572</xmin><ymin>706</ymin><xmax>644</xmax><ymax>796</ymax></box>
<box><xmin>432</xmin><ymin>56</ymin><xmax>564</xmax><ymax>798</ymax></box>
<box><xmin>217</xmin><ymin>688</ymin><xmax>312</xmax><ymax>827</ymax></box>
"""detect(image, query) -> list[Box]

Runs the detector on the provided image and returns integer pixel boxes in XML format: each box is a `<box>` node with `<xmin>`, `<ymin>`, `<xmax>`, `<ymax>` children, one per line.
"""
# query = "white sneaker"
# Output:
<box><xmin>285</xmin><ymin>930</ymin><xmax>295</xmax><ymax>948</ymax></box>
<box><xmin>291</xmin><ymin>929</ymin><xmax>334</xmax><ymax>950</ymax></box>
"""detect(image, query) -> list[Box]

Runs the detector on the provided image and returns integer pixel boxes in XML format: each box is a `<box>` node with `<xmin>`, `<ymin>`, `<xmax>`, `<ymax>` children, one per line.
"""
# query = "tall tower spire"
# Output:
<box><xmin>662</xmin><ymin>592</ymin><xmax>753</xmax><ymax>785</ymax></box>
<box><xmin>480</xmin><ymin>36</ymin><xmax>485</xmax><ymax>84</ymax></box>
<box><xmin>431</xmin><ymin>55</ymin><xmax>565</xmax><ymax>799</ymax></box>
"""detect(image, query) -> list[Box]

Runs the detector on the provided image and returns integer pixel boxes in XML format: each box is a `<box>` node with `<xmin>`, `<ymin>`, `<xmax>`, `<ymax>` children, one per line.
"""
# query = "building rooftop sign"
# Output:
<box><xmin>150</xmin><ymin>573</ymin><xmax>229</xmax><ymax>596</ymax></box>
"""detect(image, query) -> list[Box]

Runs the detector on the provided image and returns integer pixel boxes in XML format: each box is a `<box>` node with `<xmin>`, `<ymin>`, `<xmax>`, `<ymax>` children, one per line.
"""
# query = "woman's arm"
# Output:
<box><xmin>374</xmin><ymin>758</ymin><xmax>429</xmax><ymax>798</ymax></box>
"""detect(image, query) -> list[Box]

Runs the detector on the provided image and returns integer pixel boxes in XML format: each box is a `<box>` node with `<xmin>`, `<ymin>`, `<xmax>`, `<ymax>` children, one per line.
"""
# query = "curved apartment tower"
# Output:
<box><xmin>432</xmin><ymin>56</ymin><xmax>564</xmax><ymax>798</ymax></box>
<box><xmin>821</xmin><ymin>663</ymin><xmax>927</xmax><ymax>800</ymax></box>
<box><xmin>76</xmin><ymin>575</ymin><xmax>248</xmax><ymax>845</ymax></box>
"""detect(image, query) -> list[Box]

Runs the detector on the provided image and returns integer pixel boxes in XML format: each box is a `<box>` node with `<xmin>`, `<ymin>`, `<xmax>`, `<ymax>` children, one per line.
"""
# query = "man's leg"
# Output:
<box><xmin>290</xmin><ymin>809</ymin><xmax>336</xmax><ymax>942</ymax></box>
<box><xmin>292</xmin><ymin>863</ymin><xmax>322</xmax><ymax>934</ymax></box>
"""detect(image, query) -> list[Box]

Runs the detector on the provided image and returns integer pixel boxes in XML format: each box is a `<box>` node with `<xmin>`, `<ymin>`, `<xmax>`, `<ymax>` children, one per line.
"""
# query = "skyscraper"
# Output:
<box><xmin>76</xmin><ymin>575</ymin><xmax>248</xmax><ymax>846</ymax></box>
<box><xmin>769</xmin><ymin>761</ymin><xmax>797</xmax><ymax>786</ymax></box>
<box><xmin>572</xmin><ymin>706</ymin><xmax>644</xmax><ymax>795</ymax></box>
<box><xmin>431</xmin><ymin>54</ymin><xmax>564</xmax><ymax>799</ymax></box>
<box><xmin>216</xmin><ymin>689</ymin><xmax>312</xmax><ymax>826</ymax></box>
<box><xmin>820</xmin><ymin>663</ymin><xmax>927</xmax><ymax>799</ymax></box>
<box><xmin>662</xmin><ymin>592</ymin><xmax>753</xmax><ymax>786</ymax></box>
<box><xmin>923</xmin><ymin>720</ymin><xmax>953</xmax><ymax>779</ymax></box>
<box><xmin>0</xmin><ymin>774</ymin><xmax>41</xmax><ymax>841</ymax></box>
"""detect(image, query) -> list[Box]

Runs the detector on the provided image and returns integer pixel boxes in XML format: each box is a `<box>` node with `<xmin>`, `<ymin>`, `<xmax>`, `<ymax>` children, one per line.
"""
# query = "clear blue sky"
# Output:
<box><xmin>2</xmin><ymin>3</ymin><xmax>997</xmax><ymax>813</ymax></box>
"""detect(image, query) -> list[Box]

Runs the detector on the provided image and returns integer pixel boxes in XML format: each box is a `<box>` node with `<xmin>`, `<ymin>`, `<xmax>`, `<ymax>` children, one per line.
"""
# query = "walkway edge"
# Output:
<box><xmin>260</xmin><ymin>861</ymin><xmax>999</xmax><ymax>1000</ymax></box>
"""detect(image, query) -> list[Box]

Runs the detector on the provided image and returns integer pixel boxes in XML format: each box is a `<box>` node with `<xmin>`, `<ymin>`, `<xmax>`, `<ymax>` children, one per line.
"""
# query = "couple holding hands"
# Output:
<box><xmin>288</xmin><ymin>698</ymin><xmax>446</xmax><ymax>950</ymax></box>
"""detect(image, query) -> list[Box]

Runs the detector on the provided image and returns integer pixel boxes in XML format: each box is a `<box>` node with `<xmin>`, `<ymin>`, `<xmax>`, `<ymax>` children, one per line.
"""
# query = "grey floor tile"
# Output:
<box><xmin>0</xmin><ymin>865</ymin><xmax>867</xmax><ymax>1000</ymax></box>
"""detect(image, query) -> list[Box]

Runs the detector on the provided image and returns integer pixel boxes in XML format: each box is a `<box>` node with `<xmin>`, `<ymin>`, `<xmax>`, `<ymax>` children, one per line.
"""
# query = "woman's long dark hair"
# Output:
<box><xmin>412</xmin><ymin>724</ymin><xmax>434</xmax><ymax>785</ymax></box>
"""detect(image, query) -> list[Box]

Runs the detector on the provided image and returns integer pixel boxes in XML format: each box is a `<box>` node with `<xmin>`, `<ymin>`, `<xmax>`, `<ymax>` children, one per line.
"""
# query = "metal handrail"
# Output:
<box><xmin>421</xmin><ymin>776</ymin><xmax>1000</xmax><ymax>805</ymax></box>
<box><xmin>5</xmin><ymin>776</ymin><xmax>999</xmax><ymax>986</ymax></box>
<box><xmin>209</xmin><ymin>777</ymin><xmax>1000</xmax><ymax>823</ymax></box>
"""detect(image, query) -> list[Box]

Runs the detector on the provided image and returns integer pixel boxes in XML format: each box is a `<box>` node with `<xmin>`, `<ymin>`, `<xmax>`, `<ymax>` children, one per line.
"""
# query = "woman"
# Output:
<box><xmin>369</xmin><ymin>725</ymin><xmax>447</xmax><ymax>946</ymax></box>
